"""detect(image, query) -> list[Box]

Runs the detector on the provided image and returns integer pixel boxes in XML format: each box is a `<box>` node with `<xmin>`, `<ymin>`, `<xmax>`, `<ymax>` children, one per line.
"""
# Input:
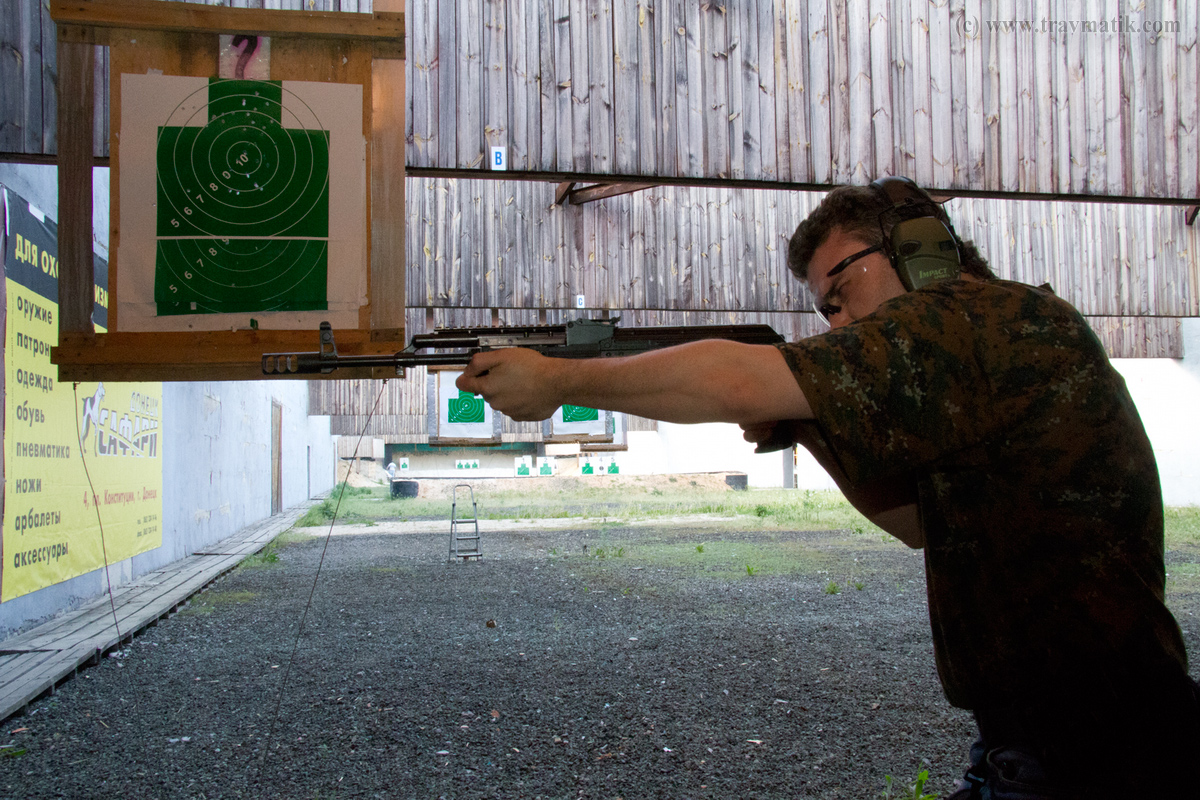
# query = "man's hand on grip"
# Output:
<box><xmin>456</xmin><ymin>349</ymin><xmax>563</xmax><ymax>422</ymax></box>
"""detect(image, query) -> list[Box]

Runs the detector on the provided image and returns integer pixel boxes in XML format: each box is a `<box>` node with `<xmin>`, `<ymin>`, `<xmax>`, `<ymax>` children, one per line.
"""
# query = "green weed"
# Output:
<box><xmin>210</xmin><ymin>590</ymin><xmax>256</xmax><ymax>604</ymax></box>
<box><xmin>276</xmin><ymin>530</ymin><xmax>313</xmax><ymax>546</ymax></box>
<box><xmin>801</xmin><ymin>490</ymin><xmax>820</xmax><ymax>521</ymax></box>
<box><xmin>746</xmin><ymin>565</ymin><xmax>757</xmax><ymax>576</ymax></box>
<box><xmin>297</xmin><ymin>498</ymin><xmax>337</xmax><ymax>527</ymax></box>
<box><xmin>626</xmin><ymin>538</ymin><xmax>831</xmax><ymax>580</ymax></box>
<box><xmin>296</xmin><ymin>483</ymin><xmax>885</xmax><ymax>533</ymax></box>
<box><xmin>825</xmin><ymin>581</ymin><xmax>840</xmax><ymax>595</ymax></box>
<box><xmin>1166</xmin><ymin>507</ymin><xmax>1200</xmax><ymax>547</ymax></box>
<box><xmin>180</xmin><ymin>590</ymin><xmax>257</xmax><ymax>617</ymax></box>
<box><xmin>241</xmin><ymin>541</ymin><xmax>281</xmax><ymax>568</ymax></box>
<box><xmin>881</xmin><ymin>769</ymin><xmax>939</xmax><ymax>799</ymax></box>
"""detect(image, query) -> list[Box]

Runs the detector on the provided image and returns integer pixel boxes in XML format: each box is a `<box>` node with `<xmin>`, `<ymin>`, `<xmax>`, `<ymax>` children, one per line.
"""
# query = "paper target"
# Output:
<box><xmin>562</xmin><ymin>405</ymin><xmax>600</xmax><ymax>423</ymax></box>
<box><xmin>154</xmin><ymin>79</ymin><xmax>330</xmax><ymax>315</ymax></box>
<box><xmin>437</xmin><ymin>372</ymin><xmax>494</xmax><ymax>439</ymax></box>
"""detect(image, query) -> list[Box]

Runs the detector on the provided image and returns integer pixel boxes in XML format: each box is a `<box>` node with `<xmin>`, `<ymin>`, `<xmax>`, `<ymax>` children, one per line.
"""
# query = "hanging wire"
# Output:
<box><xmin>72</xmin><ymin>383</ymin><xmax>123</xmax><ymax>648</ymax></box>
<box><xmin>260</xmin><ymin>378</ymin><xmax>389</xmax><ymax>764</ymax></box>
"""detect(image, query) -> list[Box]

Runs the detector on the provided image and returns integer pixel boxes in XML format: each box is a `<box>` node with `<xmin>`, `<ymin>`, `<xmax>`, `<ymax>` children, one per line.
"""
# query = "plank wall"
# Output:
<box><xmin>406</xmin><ymin>0</ymin><xmax>1200</xmax><ymax>198</ymax></box>
<box><xmin>5</xmin><ymin>0</ymin><xmax>1197</xmax><ymax>434</ymax></box>
<box><xmin>6</xmin><ymin>0</ymin><xmax>1199</xmax><ymax>199</ymax></box>
<box><xmin>405</xmin><ymin>177</ymin><xmax>1197</xmax><ymax>326</ymax></box>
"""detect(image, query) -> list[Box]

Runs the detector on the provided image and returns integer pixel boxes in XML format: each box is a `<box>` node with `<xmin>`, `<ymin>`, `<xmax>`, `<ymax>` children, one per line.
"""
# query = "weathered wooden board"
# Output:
<box><xmin>9</xmin><ymin>0</ymin><xmax>1200</xmax><ymax>200</ymax></box>
<box><xmin>407</xmin><ymin>0</ymin><xmax>1199</xmax><ymax>199</ymax></box>
<box><xmin>404</xmin><ymin>177</ymin><xmax>1199</xmax><ymax>322</ymax></box>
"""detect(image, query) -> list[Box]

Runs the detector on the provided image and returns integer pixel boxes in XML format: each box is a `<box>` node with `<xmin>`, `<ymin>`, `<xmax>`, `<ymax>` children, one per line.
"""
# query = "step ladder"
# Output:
<box><xmin>448</xmin><ymin>484</ymin><xmax>482</xmax><ymax>562</ymax></box>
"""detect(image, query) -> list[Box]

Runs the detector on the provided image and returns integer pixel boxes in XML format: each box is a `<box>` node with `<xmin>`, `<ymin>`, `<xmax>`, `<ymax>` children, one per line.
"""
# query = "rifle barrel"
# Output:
<box><xmin>262</xmin><ymin>322</ymin><xmax>784</xmax><ymax>376</ymax></box>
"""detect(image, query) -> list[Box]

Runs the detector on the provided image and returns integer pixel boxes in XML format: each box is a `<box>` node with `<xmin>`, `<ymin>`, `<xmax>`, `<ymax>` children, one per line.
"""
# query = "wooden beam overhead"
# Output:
<box><xmin>53</xmin><ymin>330</ymin><xmax>404</xmax><ymax>382</ymax></box>
<box><xmin>566</xmin><ymin>182</ymin><xmax>658</xmax><ymax>205</ymax></box>
<box><xmin>554</xmin><ymin>181</ymin><xmax>576</xmax><ymax>206</ymax></box>
<box><xmin>51</xmin><ymin>0</ymin><xmax>405</xmax><ymax>50</ymax></box>
<box><xmin>406</xmin><ymin>168</ymin><xmax>1200</xmax><ymax>209</ymax></box>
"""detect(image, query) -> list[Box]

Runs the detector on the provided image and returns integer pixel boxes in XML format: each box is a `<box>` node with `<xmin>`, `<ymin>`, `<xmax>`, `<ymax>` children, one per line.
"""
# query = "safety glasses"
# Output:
<box><xmin>812</xmin><ymin>243</ymin><xmax>883</xmax><ymax>325</ymax></box>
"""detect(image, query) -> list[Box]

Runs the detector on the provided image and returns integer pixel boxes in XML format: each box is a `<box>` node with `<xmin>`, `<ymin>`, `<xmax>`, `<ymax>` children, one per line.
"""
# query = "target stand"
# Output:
<box><xmin>50</xmin><ymin>0</ymin><xmax>406</xmax><ymax>381</ymax></box>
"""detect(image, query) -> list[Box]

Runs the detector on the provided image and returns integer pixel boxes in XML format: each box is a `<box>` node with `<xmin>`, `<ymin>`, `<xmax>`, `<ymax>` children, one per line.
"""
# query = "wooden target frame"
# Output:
<box><xmin>50</xmin><ymin>0</ymin><xmax>405</xmax><ymax>380</ymax></box>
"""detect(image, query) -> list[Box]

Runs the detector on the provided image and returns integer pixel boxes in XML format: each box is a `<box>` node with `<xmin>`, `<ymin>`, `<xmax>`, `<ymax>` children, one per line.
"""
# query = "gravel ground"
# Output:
<box><xmin>3</xmin><ymin>520</ymin><xmax>1197</xmax><ymax>800</ymax></box>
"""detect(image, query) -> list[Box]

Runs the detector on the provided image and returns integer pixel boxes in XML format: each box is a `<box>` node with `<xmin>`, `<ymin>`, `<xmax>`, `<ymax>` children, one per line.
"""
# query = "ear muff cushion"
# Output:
<box><xmin>869</xmin><ymin>177</ymin><xmax>962</xmax><ymax>290</ymax></box>
<box><xmin>890</xmin><ymin>217</ymin><xmax>962</xmax><ymax>291</ymax></box>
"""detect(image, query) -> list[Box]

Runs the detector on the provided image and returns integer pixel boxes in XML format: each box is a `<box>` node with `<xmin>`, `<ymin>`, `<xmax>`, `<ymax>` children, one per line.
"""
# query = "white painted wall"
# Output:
<box><xmin>0</xmin><ymin>380</ymin><xmax>337</xmax><ymax>638</ymax></box>
<box><xmin>655</xmin><ymin>421</ymin><xmax>792</xmax><ymax>488</ymax></box>
<box><xmin>145</xmin><ymin>381</ymin><xmax>336</xmax><ymax>568</ymax></box>
<box><xmin>1113</xmin><ymin>318</ymin><xmax>1200</xmax><ymax>507</ymax></box>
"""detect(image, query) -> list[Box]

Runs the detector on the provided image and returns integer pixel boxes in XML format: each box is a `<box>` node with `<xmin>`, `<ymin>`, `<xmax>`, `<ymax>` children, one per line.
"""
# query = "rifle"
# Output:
<box><xmin>262</xmin><ymin>318</ymin><xmax>785</xmax><ymax>376</ymax></box>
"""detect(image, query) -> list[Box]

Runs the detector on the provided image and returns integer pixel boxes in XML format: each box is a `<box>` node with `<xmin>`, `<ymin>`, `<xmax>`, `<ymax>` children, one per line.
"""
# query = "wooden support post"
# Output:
<box><xmin>57</xmin><ymin>38</ymin><xmax>96</xmax><ymax>338</ymax></box>
<box><xmin>370</xmin><ymin>0</ymin><xmax>406</xmax><ymax>343</ymax></box>
<box><xmin>554</xmin><ymin>181</ymin><xmax>576</xmax><ymax>206</ymax></box>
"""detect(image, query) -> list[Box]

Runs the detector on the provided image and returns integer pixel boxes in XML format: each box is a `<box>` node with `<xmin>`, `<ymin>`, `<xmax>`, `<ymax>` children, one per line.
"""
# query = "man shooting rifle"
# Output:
<box><xmin>457</xmin><ymin>178</ymin><xmax>1200</xmax><ymax>799</ymax></box>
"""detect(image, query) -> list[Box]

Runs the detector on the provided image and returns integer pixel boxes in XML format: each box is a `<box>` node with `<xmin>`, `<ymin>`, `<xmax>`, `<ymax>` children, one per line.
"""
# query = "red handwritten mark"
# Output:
<box><xmin>231</xmin><ymin>35</ymin><xmax>259</xmax><ymax>80</ymax></box>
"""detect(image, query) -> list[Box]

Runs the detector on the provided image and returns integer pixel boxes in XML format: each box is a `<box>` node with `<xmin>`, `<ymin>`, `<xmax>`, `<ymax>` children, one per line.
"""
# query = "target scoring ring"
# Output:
<box><xmin>154</xmin><ymin>79</ymin><xmax>333</xmax><ymax>316</ymax></box>
<box><xmin>157</xmin><ymin>83</ymin><xmax>329</xmax><ymax>237</ymax></box>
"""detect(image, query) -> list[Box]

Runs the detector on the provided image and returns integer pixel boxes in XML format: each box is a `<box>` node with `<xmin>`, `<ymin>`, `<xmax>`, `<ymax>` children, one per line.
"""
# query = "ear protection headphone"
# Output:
<box><xmin>869</xmin><ymin>177</ymin><xmax>962</xmax><ymax>291</ymax></box>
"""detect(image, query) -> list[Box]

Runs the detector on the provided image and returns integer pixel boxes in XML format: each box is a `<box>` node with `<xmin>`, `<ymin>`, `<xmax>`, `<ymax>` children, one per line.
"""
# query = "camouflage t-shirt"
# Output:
<box><xmin>778</xmin><ymin>279</ymin><xmax>1189</xmax><ymax>710</ymax></box>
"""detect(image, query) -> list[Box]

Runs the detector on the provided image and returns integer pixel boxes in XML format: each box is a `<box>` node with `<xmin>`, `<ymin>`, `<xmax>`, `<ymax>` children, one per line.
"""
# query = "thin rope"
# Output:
<box><xmin>261</xmin><ymin>378</ymin><xmax>388</xmax><ymax>763</ymax></box>
<box><xmin>73</xmin><ymin>383</ymin><xmax>122</xmax><ymax>647</ymax></box>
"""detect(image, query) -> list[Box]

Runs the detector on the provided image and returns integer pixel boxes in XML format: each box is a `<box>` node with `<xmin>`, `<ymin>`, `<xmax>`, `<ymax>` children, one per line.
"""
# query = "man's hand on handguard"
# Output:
<box><xmin>457</xmin><ymin>349</ymin><xmax>563</xmax><ymax>421</ymax></box>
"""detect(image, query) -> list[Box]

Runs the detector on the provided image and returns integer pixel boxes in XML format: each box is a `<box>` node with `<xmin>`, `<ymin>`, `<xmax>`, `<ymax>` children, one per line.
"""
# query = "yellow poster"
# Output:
<box><xmin>2</xmin><ymin>187</ymin><xmax>163</xmax><ymax>602</ymax></box>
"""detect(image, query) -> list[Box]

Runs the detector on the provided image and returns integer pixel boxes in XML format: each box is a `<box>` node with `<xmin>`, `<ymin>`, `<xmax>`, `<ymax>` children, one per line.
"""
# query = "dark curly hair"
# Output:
<box><xmin>787</xmin><ymin>183</ymin><xmax>996</xmax><ymax>282</ymax></box>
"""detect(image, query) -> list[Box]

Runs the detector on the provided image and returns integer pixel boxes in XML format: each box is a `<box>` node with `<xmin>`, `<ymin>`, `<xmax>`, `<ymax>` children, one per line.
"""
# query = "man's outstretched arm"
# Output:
<box><xmin>456</xmin><ymin>340</ymin><xmax>813</xmax><ymax>425</ymax></box>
